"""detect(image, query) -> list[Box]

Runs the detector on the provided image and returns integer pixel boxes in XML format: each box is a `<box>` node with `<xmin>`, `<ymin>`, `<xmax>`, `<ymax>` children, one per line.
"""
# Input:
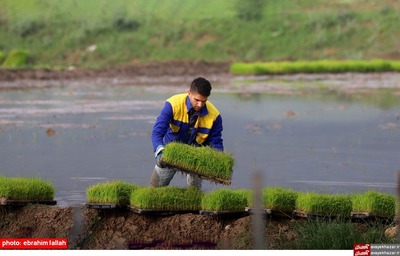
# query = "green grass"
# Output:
<box><xmin>130</xmin><ymin>186</ymin><xmax>203</xmax><ymax>211</ymax></box>
<box><xmin>293</xmin><ymin>218</ymin><xmax>394</xmax><ymax>249</ymax></box>
<box><xmin>201</xmin><ymin>188</ymin><xmax>248</xmax><ymax>211</ymax></box>
<box><xmin>352</xmin><ymin>190</ymin><xmax>396</xmax><ymax>218</ymax></box>
<box><xmin>0</xmin><ymin>0</ymin><xmax>399</xmax><ymax>68</ymax></box>
<box><xmin>86</xmin><ymin>180</ymin><xmax>140</xmax><ymax>206</ymax></box>
<box><xmin>263</xmin><ymin>187</ymin><xmax>298</xmax><ymax>212</ymax></box>
<box><xmin>0</xmin><ymin>176</ymin><xmax>54</xmax><ymax>201</ymax></box>
<box><xmin>295</xmin><ymin>192</ymin><xmax>352</xmax><ymax>217</ymax></box>
<box><xmin>230</xmin><ymin>60</ymin><xmax>400</xmax><ymax>75</ymax></box>
<box><xmin>162</xmin><ymin>142</ymin><xmax>234</xmax><ymax>182</ymax></box>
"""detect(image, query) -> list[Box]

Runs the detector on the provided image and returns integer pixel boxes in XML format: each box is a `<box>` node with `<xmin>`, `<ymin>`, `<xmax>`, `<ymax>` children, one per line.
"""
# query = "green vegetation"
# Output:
<box><xmin>0</xmin><ymin>176</ymin><xmax>54</xmax><ymax>201</ymax></box>
<box><xmin>201</xmin><ymin>188</ymin><xmax>248</xmax><ymax>211</ymax></box>
<box><xmin>263</xmin><ymin>187</ymin><xmax>298</xmax><ymax>212</ymax></box>
<box><xmin>1</xmin><ymin>49</ymin><xmax>30</xmax><ymax>68</ymax></box>
<box><xmin>0</xmin><ymin>0</ymin><xmax>399</xmax><ymax>68</ymax></box>
<box><xmin>230</xmin><ymin>60</ymin><xmax>400</xmax><ymax>75</ymax></box>
<box><xmin>295</xmin><ymin>192</ymin><xmax>352</xmax><ymax>217</ymax></box>
<box><xmin>0</xmin><ymin>51</ymin><xmax>5</xmax><ymax>64</ymax></box>
<box><xmin>352</xmin><ymin>190</ymin><xmax>396</xmax><ymax>218</ymax></box>
<box><xmin>162</xmin><ymin>142</ymin><xmax>234</xmax><ymax>183</ymax></box>
<box><xmin>130</xmin><ymin>187</ymin><xmax>203</xmax><ymax>211</ymax></box>
<box><xmin>86</xmin><ymin>180</ymin><xmax>140</xmax><ymax>206</ymax></box>
<box><xmin>293</xmin><ymin>219</ymin><xmax>393</xmax><ymax>249</ymax></box>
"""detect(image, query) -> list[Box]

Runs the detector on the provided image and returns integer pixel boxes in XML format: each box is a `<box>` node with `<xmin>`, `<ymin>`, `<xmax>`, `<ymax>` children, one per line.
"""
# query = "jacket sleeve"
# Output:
<box><xmin>208</xmin><ymin>114</ymin><xmax>224</xmax><ymax>151</ymax></box>
<box><xmin>151</xmin><ymin>101</ymin><xmax>173</xmax><ymax>152</ymax></box>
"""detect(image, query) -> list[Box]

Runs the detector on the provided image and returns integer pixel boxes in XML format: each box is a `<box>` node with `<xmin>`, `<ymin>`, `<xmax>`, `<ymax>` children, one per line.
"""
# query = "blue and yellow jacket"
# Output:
<box><xmin>152</xmin><ymin>93</ymin><xmax>224</xmax><ymax>152</ymax></box>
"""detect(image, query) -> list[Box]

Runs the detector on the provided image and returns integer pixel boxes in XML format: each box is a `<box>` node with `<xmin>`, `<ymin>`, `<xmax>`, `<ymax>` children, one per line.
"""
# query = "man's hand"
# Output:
<box><xmin>154</xmin><ymin>145</ymin><xmax>165</xmax><ymax>168</ymax></box>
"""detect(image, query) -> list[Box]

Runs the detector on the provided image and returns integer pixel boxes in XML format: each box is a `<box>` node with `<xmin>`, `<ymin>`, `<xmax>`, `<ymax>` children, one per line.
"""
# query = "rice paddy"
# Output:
<box><xmin>230</xmin><ymin>60</ymin><xmax>400</xmax><ymax>75</ymax></box>
<box><xmin>161</xmin><ymin>142</ymin><xmax>234</xmax><ymax>185</ymax></box>
<box><xmin>0</xmin><ymin>176</ymin><xmax>54</xmax><ymax>201</ymax></box>
<box><xmin>86</xmin><ymin>180</ymin><xmax>140</xmax><ymax>206</ymax></box>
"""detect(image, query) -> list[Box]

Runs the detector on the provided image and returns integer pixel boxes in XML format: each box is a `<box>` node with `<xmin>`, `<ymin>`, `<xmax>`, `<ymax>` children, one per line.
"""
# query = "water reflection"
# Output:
<box><xmin>0</xmin><ymin>82</ymin><xmax>399</xmax><ymax>206</ymax></box>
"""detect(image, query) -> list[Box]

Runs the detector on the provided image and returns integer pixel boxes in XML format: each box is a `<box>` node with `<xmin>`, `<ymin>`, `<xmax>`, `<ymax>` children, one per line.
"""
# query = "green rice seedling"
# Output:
<box><xmin>161</xmin><ymin>142</ymin><xmax>234</xmax><ymax>184</ymax></box>
<box><xmin>130</xmin><ymin>186</ymin><xmax>203</xmax><ymax>211</ymax></box>
<box><xmin>263</xmin><ymin>187</ymin><xmax>298</xmax><ymax>212</ymax></box>
<box><xmin>351</xmin><ymin>190</ymin><xmax>396</xmax><ymax>218</ymax></box>
<box><xmin>86</xmin><ymin>180</ymin><xmax>140</xmax><ymax>206</ymax></box>
<box><xmin>295</xmin><ymin>192</ymin><xmax>352</xmax><ymax>217</ymax></box>
<box><xmin>0</xmin><ymin>176</ymin><xmax>54</xmax><ymax>201</ymax></box>
<box><xmin>235</xmin><ymin>189</ymin><xmax>253</xmax><ymax>208</ymax></box>
<box><xmin>201</xmin><ymin>188</ymin><xmax>248</xmax><ymax>212</ymax></box>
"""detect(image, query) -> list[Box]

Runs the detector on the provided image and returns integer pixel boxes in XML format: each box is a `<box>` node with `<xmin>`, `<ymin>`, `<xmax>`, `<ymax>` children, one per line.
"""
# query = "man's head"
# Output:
<box><xmin>188</xmin><ymin>77</ymin><xmax>212</xmax><ymax>112</ymax></box>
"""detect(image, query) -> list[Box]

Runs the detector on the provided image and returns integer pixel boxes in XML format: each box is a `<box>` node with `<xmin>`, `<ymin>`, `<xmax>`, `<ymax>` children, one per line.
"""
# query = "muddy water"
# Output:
<box><xmin>0</xmin><ymin>78</ymin><xmax>399</xmax><ymax>206</ymax></box>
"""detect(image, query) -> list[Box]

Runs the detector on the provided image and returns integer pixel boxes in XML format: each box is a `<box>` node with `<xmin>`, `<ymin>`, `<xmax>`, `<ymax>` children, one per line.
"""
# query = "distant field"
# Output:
<box><xmin>0</xmin><ymin>0</ymin><xmax>399</xmax><ymax>68</ymax></box>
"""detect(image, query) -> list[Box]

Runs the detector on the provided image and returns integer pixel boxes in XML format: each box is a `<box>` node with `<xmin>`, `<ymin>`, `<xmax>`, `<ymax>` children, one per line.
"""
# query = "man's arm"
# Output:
<box><xmin>208</xmin><ymin>115</ymin><xmax>224</xmax><ymax>151</ymax></box>
<box><xmin>151</xmin><ymin>101</ymin><xmax>173</xmax><ymax>152</ymax></box>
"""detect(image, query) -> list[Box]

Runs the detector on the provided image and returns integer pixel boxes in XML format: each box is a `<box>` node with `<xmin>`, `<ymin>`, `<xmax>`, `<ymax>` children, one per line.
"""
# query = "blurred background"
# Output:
<box><xmin>0</xmin><ymin>0</ymin><xmax>399</xmax><ymax>68</ymax></box>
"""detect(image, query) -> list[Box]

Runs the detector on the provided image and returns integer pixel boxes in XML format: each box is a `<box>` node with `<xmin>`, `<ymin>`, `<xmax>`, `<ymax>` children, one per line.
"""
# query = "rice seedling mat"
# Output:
<box><xmin>199</xmin><ymin>210</ymin><xmax>249</xmax><ymax>217</ymax></box>
<box><xmin>0</xmin><ymin>197</ymin><xmax>57</xmax><ymax>206</ymax></box>
<box><xmin>160</xmin><ymin>161</ymin><xmax>231</xmax><ymax>186</ymax></box>
<box><xmin>128</xmin><ymin>206</ymin><xmax>199</xmax><ymax>216</ymax></box>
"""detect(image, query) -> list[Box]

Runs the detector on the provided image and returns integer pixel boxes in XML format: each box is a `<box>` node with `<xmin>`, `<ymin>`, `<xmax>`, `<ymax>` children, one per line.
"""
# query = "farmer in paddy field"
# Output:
<box><xmin>150</xmin><ymin>77</ymin><xmax>224</xmax><ymax>189</ymax></box>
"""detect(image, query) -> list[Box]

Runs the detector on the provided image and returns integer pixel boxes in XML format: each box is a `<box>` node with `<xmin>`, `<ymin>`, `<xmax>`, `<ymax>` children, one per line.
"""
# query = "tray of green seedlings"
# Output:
<box><xmin>294</xmin><ymin>192</ymin><xmax>352</xmax><ymax>219</ymax></box>
<box><xmin>129</xmin><ymin>186</ymin><xmax>203</xmax><ymax>215</ymax></box>
<box><xmin>0</xmin><ymin>176</ymin><xmax>56</xmax><ymax>206</ymax></box>
<box><xmin>200</xmin><ymin>188</ymin><xmax>249</xmax><ymax>217</ymax></box>
<box><xmin>159</xmin><ymin>142</ymin><xmax>234</xmax><ymax>186</ymax></box>
<box><xmin>261</xmin><ymin>187</ymin><xmax>298</xmax><ymax>218</ymax></box>
<box><xmin>351</xmin><ymin>190</ymin><xmax>396</xmax><ymax>220</ymax></box>
<box><xmin>86</xmin><ymin>180</ymin><xmax>140</xmax><ymax>209</ymax></box>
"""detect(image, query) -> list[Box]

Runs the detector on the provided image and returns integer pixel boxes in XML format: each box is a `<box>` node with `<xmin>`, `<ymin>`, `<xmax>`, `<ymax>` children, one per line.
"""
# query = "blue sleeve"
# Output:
<box><xmin>151</xmin><ymin>101</ymin><xmax>172</xmax><ymax>152</ymax></box>
<box><xmin>208</xmin><ymin>115</ymin><xmax>224</xmax><ymax>151</ymax></box>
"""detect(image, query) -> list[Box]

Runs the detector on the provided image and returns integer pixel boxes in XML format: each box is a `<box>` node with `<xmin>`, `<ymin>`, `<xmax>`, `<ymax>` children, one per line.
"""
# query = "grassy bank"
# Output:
<box><xmin>0</xmin><ymin>0</ymin><xmax>399</xmax><ymax>68</ymax></box>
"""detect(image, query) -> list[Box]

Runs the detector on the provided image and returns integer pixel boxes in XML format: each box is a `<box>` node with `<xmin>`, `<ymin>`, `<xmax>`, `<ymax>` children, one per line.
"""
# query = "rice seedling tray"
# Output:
<box><xmin>160</xmin><ymin>161</ymin><xmax>232</xmax><ymax>186</ymax></box>
<box><xmin>245</xmin><ymin>207</ymin><xmax>293</xmax><ymax>218</ymax></box>
<box><xmin>293</xmin><ymin>210</ymin><xmax>349</xmax><ymax>220</ymax></box>
<box><xmin>85</xmin><ymin>203</ymin><xmax>123</xmax><ymax>209</ymax></box>
<box><xmin>128</xmin><ymin>206</ymin><xmax>199</xmax><ymax>216</ymax></box>
<box><xmin>0</xmin><ymin>197</ymin><xmax>57</xmax><ymax>206</ymax></box>
<box><xmin>351</xmin><ymin>212</ymin><xmax>394</xmax><ymax>221</ymax></box>
<box><xmin>199</xmin><ymin>210</ymin><xmax>249</xmax><ymax>217</ymax></box>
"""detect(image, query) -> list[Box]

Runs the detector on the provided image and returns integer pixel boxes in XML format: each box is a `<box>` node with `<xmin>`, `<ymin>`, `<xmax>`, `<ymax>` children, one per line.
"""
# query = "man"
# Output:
<box><xmin>150</xmin><ymin>77</ymin><xmax>224</xmax><ymax>189</ymax></box>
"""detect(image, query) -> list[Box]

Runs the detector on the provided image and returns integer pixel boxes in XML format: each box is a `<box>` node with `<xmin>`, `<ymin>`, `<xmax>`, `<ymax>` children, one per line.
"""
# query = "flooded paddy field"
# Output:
<box><xmin>0</xmin><ymin>73</ymin><xmax>399</xmax><ymax>206</ymax></box>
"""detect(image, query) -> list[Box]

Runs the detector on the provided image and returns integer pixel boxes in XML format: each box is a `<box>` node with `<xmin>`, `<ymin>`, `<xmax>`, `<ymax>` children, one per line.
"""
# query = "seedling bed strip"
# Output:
<box><xmin>160</xmin><ymin>161</ymin><xmax>231</xmax><ymax>186</ymax></box>
<box><xmin>0</xmin><ymin>199</ymin><xmax>57</xmax><ymax>206</ymax></box>
<box><xmin>128</xmin><ymin>206</ymin><xmax>199</xmax><ymax>216</ymax></box>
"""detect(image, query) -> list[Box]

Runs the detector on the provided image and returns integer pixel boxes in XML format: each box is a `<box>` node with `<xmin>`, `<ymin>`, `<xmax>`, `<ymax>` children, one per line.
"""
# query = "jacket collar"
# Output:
<box><xmin>186</xmin><ymin>95</ymin><xmax>208</xmax><ymax>116</ymax></box>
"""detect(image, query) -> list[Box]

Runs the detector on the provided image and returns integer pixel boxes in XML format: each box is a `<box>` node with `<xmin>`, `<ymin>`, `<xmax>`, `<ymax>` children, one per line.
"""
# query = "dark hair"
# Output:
<box><xmin>190</xmin><ymin>77</ymin><xmax>212</xmax><ymax>97</ymax></box>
